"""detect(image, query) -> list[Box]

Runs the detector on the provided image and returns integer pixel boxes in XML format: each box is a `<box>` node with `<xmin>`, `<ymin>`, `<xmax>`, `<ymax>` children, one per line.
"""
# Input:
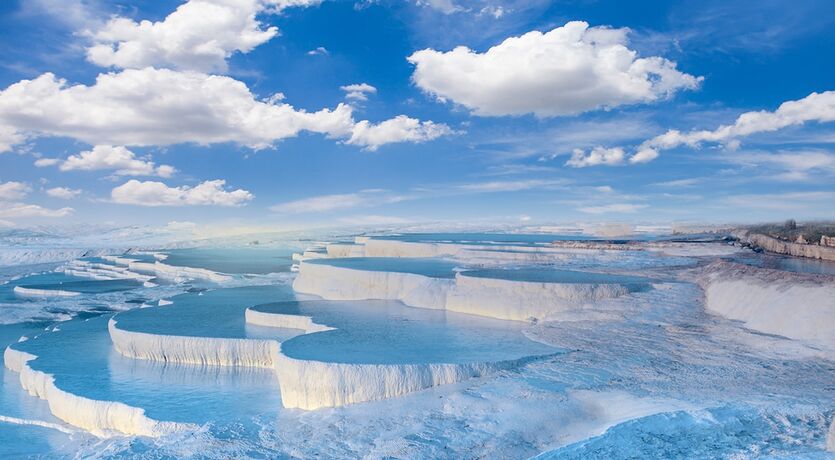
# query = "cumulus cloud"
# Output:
<box><xmin>0</xmin><ymin>125</ymin><xmax>25</xmax><ymax>153</ymax></box>
<box><xmin>38</xmin><ymin>145</ymin><xmax>175</xmax><ymax>177</ymax></box>
<box><xmin>566</xmin><ymin>146</ymin><xmax>625</xmax><ymax>167</ymax></box>
<box><xmin>408</xmin><ymin>21</ymin><xmax>701</xmax><ymax>117</ymax></box>
<box><xmin>573</xmin><ymin>91</ymin><xmax>835</xmax><ymax>166</ymax></box>
<box><xmin>0</xmin><ymin>181</ymin><xmax>32</xmax><ymax>201</ymax></box>
<box><xmin>0</xmin><ymin>68</ymin><xmax>450</xmax><ymax>152</ymax></box>
<box><xmin>347</xmin><ymin>115</ymin><xmax>454</xmax><ymax>150</ymax></box>
<box><xmin>340</xmin><ymin>83</ymin><xmax>377</xmax><ymax>102</ymax></box>
<box><xmin>86</xmin><ymin>0</ymin><xmax>322</xmax><ymax>73</ymax></box>
<box><xmin>110</xmin><ymin>179</ymin><xmax>253</xmax><ymax>206</ymax></box>
<box><xmin>633</xmin><ymin>91</ymin><xmax>835</xmax><ymax>163</ymax></box>
<box><xmin>0</xmin><ymin>181</ymin><xmax>74</xmax><ymax>219</ymax></box>
<box><xmin>45</xmin><ymin>187</ymin><xmax>82</xmax><ymax>199</ymax></box>
<box><xmin>0</xmin><ymin>68</ymin><xmax>353</xmax><ymax>150</ymax></box>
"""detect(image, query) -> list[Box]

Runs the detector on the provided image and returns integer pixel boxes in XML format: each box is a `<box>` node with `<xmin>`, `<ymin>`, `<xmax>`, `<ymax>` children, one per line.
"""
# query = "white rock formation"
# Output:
<box><xmin>698</xmin><ymin>261</ymin><xmax>835</xmax><ymax>351</ymax></box>
<box><xmin>293</xmin><ymin>261</ymin><xmax>642</xmax><ymax>322</ymax></box>
<box><xmin>109</xmin><ymin>318</ymin><xmax>278</xmax><ymax>368</ymax></box>
<box><xmin>102</xmin><ymin>256</ymin><xmax>231</xmax><ymax>283</ymax></box>
<box><xmin>3</xmin><ymin>345</ymin><xmax>193</xmax><ymax>437</ymax></box>
<box><xmin>292</xmin><ymin>261</ymin><xmax>453</xmax><ymax>310</ymax></box>
<box><xmin>13</xmin><ymin>286</ymin><xmax>80</xmax><ymax>297</ymax></box>
<box><xmin>274</xmin><ymin>350</ymin><xmax>530</xmax><ymax>410</ymax></box>
<box><xmin>244</xmin><ymin>307</ymin><xmax>334</xmax><ymax>333</ymax></box>
<box><xmin>63</xmin><ymin>260</ymin><xmax>154</xmax><ymax>282</ymax></box>
<box><xmin>737</xmin><ymin>231</ymin><xmax>835</xmax><ymax>261</ymax></box>
<box><xmin>326</xmin><ymin>243</ymin><xmax>365</xmax><ymax>258</ymax></box>
<box><xmin>0</xmin><ymin>248</ymin><xmax>113</xmax><ymax>267</ymax></box>
<box><xmin>244</xmin><ymin>305</ymin><xmax>543</xmax><ymax>410</ymax></box>
<box><xmin>446</xmin><ymin>273</ymin><xmax>633</xmax><ymax>322</ymax></box>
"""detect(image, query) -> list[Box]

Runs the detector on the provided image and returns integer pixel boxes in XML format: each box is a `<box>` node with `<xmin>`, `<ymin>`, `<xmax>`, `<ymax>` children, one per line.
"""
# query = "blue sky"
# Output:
<box><xmin>0</xmin><ymin>0</ymin><xmax>833</xmax><ymax>231</ymax></box>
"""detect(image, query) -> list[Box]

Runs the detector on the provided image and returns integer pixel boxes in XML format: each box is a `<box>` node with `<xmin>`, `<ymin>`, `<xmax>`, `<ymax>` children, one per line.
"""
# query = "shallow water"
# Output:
<box><xmin>460</xmin><ymin>268</ymin><xmax>655</xmax><ymax>284</ymax></box>
<box><xmin>258</xmin><ymin>300</ymin><xmax>558</xmax><ymax>364</ymax></box>
<box><xmin>729</xmin><ymin>252</ymin><xmax>835</xmax><ymax>276</ymax></box>
<box><xmin>0</xmin><ymin>240</ymin><xmax>832</xmax><ymax>458</ymax></box>
<box><xmin>114</xmin><ymin>284</ymin><xmax>298</xmax><ymax>338</ymax></box>
<box><xmin>306</xmin><ymin>256</ymin><xmax>462</xmax><ymax>278</ymax></box>
<box><xmin>162</xmin><ymin>247</ymin><xmax>296</xmax><ymax>275</ymax></box>
<box><xmin>371</xmin><ymin>232</ymin><xmax>595</xmax><ymax>245</ymax></box>
<box><xmin>12</xmin><ymin>314</ymin><xmax>286</xmax><ymax>426</ymax></box>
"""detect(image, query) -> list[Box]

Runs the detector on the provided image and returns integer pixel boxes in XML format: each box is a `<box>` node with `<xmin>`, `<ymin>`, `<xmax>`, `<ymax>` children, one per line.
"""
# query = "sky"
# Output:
<box><xmin>0</xmin><ymin>0</ymin><xmax>834</xmax><ymax>231</ymax></box>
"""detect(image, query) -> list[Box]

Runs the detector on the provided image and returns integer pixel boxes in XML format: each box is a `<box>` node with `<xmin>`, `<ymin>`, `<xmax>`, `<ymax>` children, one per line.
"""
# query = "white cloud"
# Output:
<box><xmin>0</xmin><ymin>68</ymin><xmax>352</xmax><ymax>150</ymax></box>
<box><xmin>0</xmin><ymin>181</ymin><xmax>75</xmax><ymax>219</ymax></box>
<box><xmin>0</xmin><ymin>203</ymin><xmax>74</xmax><ymax>218</ymax></box>
<box><xmin>86</xmin><ymin>0</ymin><xmax>322</xmax><ymax>73</ymax></box>
<box><xmin>728</xmin><ymin>150</ymin><xmax>835</xmax><ymax>181</ymax></box>
<box><xmin>408</xmin><ymin>21</ymin><xmax>701</xmax><ymax>117</ymax></box>
<box><xmin>272</xmin><ymin>193</ymin><xmax>368</xmax><ymax>213</ymax></box>
<box><xmin>415</xmin><ymin>0</ymin><xmax>462</xmax><ymax>14</ymax></box>
<box><xmin>0</xmin><ymin>68</ymin><xmax>450</xmax><ymax>152</ymax></box>
<box><xmin>596</xmin><ymin>91</ymin><xmax>835</xmax><ymax>165</ymax></box>
<box><xmin>110</xmin><ymin>179</ymin><xmax>253</xmax><ymax>206</ymax></box>
<box><xmin>565</xmin><ymin>146</ymin><xmax>625</xmax><ymax>167</ymax></box>
<box><xmin>0</xmin><ymin>125</ymin><xmax>25</xmax><ymax>153</ymax></box>
<box><xmin>337</xmin><ymin>215</ymin><xmax>411</xmax><ymax>226</ymax></box>
<box><xmin>347</xmin><ymin>115</ymin><xmax>454</xmax><ymax>150</ymax></box>
<box><xmin>455</xmin><ymin>179</ymin><xmax>565</xmax><ymax>192</ymax></box>
<box><xmin>340</xmin><ymin>83</ymin><xmax>377</xmax><ymax>102</ymax></box>
<box><xmin>307</xmin><ymin>46</ymin><xmax>329</xmax><ymax>56</ymax></box>
<box><xmin>270</xmin><ymin>189</ymin><xmax>407</xmax><ymax>213</ymax></box>
<box><xmin>578</xmin><ymin>203</ymin><xmax>648</xmax><ymax>214</ymax></box>
<box><xmin>0</xmin><ymin>181</ymin><xmax>32</xmax><ymax>201</ymax></box>
<box><xmin>38</xmin><ymin>145</ymin><xmax>175</xmax><ymax>177</ymax></box>
<box><xmin>723</xmin><ymin>191</ymin><xmax>835</xmax><ymax>212</ymax></box>
<box><xmin>34</xmin><ymin>158</ymin><xmax>60</xmax><ymax>167</ymax></box>
<box><xmin>479</xmin><ymin>5</ymin><xmax>506</xmax><ymax>19</ymax></box>
<box><xmin>643</xmin><ymin>91</ymin><xmax>835</xmax><ymax>153</ymax></box>
<box><xmin>651</xmin><ymin>178</ymin><xmax>701</xmax><ymax>187</ymax></box>
<box><xmin>270</xmin><ymin>178</ymin><xmax>570</xmax><ymax>215</ymax></box>
<box><xmin>45</xmin><ymin>187</ymin><xmax>82</xmax><ymax>199</ymax></box>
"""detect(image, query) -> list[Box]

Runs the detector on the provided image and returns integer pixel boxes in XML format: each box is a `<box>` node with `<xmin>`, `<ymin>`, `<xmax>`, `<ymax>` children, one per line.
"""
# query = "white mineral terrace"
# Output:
<box><xmin>4</xmin><ymin>235</ymin><xmax>831</xmax><ymax>445</ymax></box>
<box><xmin>13</xmin><ymin>286</ymin><xmax>81</xmax><ymax>297</ymax></box>
<box><xmin>3</xmin><ymin>344</ymin><xmax>194</xmax><ymax>437</ymax></box>
<box><xmin>107</xmin><ymin>305</ymin><xmax>546</xmax><ymax>412</ymax></box>
<box><xmin>108</xmin><ymin>318</ymin><xmax>279</xmax><ymax>368</ymax></box>
<box><xmin>697</xmin><ymin>261</ymin><xmax>835</xmax><ymax>350</ymax></box>
<box><xmin>292</xmin><ymin>261</ymin><xmax>647</xmax><ymax>322</ymax></box>
<box><xmin>101</xmin><ymin>255</ymin><xmax>232</xmax><ymax>283</ymax></box>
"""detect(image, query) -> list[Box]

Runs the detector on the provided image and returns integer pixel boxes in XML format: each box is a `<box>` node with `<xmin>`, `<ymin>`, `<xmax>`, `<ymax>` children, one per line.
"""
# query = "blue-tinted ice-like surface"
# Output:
<box><xmin>371</xmin><ymin>232</ymin><xmax>596</xmax><ymax>246</ymax></box>
<box><xmin>17</xmin><ymin>278</ymin><xmax>143</xmax><ymax>294</ymax></box>
<box><xmin>535</xmin><ymin>407</ymin><xmax>833</xmax><ymax>459</ymax></box>
<box><xmin>256</xmin><ymin>300</ymin><xmax>558</xmax><ymax>364</ymax></box>
<box><xmin>114</xmin><ymin>284</ymin><xmax>297</xmax><ymax>339</ymax></box>
<box><xmin>369</xmin><ymin>232</ymin><xmax>691</xmax><ymax>246</ymax></box>
<box><xmin>728</xmin><ymin>252</ymin><xmax>835</xmax><ymax>276</ymax></box>
<box><xmin>305</xmin><ymin>257</ymin><xmax>460</xmax><ymax>278</ymax></box>
<box><xmin>10</xmin><ymin>315</ymin><xmax>284</xmax><ymax>425</ymax></box>
<box><xmin>460</xmin><ymin>268</ymin><xmax>655</xmax><ymax>284</ymax></box>
<box><xmin>161</xmin><ymin>247</ymin><xmax>295</xmax><ymax>275</ymax></box>
<box><xmin>2</xmin><ymin>240</ymin><xmax>833</xmax><ymax>458</ymax></box>
<box><xmin>0</xmin><ymin>321</ymin><xmax>96</xmax><ymax>457</ymax></box>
